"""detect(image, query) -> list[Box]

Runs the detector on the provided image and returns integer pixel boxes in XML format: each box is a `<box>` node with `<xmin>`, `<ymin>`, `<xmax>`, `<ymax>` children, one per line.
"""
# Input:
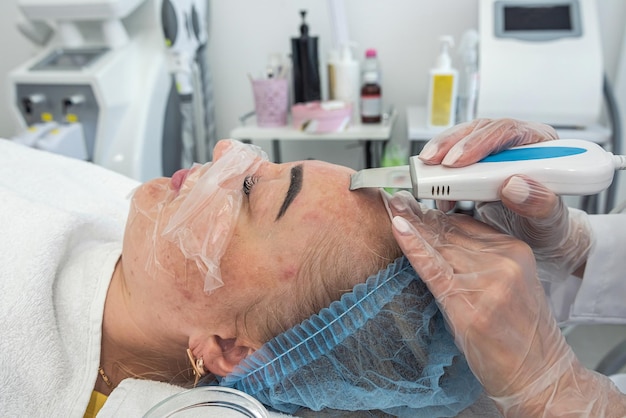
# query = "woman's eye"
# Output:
<box><xmin>242</xmin><ymin>175</ymin><xmax>259</xmax><ymax>196</ymax></box>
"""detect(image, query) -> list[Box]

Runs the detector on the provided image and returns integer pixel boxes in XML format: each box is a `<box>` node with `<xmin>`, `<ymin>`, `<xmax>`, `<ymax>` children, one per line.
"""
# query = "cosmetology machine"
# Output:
<box><xmin>9</xmin><ymin>0</ymin><xmax>216</xmax><ymax>181</ymax></box>
<box><xmin>477</xmin><ymin>0</ymin><xmax>603</xmax><ymax>128</ymax></box>
<box><xmin>476</xmin><ymin>0</ymin><xmax>625</xmax><ymax>213</ymax></box>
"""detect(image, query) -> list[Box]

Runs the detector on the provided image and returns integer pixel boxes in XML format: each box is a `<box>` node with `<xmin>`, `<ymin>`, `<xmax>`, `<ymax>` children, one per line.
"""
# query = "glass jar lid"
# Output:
<box><xmin>143</xmin><ymin>386</ymin><xmax>270</xmax><ymax>418</ymax></box>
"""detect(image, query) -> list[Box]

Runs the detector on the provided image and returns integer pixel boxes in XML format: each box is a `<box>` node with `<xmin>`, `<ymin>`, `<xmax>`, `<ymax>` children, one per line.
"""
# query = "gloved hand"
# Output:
<box><xmin>419</xmin><ymin>118</ymin><xmax>559</xmax><ymax>167</ymax></box>
<box><xmin>388</xmin><ymin>191</ymin><xmax>626</xmax><ymax>417</ymax></box>
<box><xmin>419</xmin><ymin>118</ymin><xmax>558</xmax><ymax>213</ymax></box>
<box><xmin>476</xmin><ymin>175</ymin><xmax>593</xmax><ymax>282</ymax></box>
<box><xmin>416</xmin><ymin>117</ymin><xmax>592</xmax><ymax>279</ymax></box>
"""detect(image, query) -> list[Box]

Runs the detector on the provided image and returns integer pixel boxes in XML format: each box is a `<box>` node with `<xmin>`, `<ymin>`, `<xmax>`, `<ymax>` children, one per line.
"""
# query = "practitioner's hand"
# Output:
<box><xmin>416</xmin><ymin>117</ymin><xmax>591</xmax><ymax>278</ymax></box>
<box><xmin>418</xmin><ymin>118</ymin><xmax>558</xmax><ymax>212</ymax></box>
<box><xmin>419</xmin><ymin>118</ymin><xmax>558</xmax><ymax>167</ymax></box>
<box><xmin>388</xmin><ymin>191</ymin><xmax>562</xmax><ymax>395</ymax></box>
<box><xmin>388</xmin><ymin>191</ymin><xmax>626</xmax><ymax>417</ymax></box>
<box><xmin>477</xmin><ymin>175</ymin><xmax>593</xmax><ymax>282</ymax></box>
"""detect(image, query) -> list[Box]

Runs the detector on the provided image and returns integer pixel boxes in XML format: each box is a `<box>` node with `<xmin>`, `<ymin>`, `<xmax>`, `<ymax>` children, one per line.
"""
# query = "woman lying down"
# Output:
<box><xmin>0</xmin><ymin>138</ymin><xmax>500</xmax><ymax>417</ymax></box>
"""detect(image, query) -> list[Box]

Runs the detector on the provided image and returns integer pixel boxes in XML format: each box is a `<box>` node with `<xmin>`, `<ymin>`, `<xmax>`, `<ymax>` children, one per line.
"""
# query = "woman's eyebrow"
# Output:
<box><xmin>275</xmin><ymin>164</ymin><xmax>303</xmax><ymax>221</ymax></box>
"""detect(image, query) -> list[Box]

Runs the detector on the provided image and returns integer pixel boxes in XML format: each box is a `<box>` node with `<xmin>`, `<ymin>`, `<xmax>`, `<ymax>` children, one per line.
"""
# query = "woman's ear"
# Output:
<box><xmin>202</xmin><ymin>335</ymin><xmax>255</xmax><ymax>377</ymax></box>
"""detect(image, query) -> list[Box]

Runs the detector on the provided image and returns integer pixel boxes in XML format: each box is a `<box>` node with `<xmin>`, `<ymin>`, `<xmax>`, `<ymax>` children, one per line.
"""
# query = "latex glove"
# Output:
<box><xmin>420</xmin><ymin>118</ymin><xmax>558</xmax><ymax>167</ymax></box>
<box><xmin>419</xmin><ymin>118</ymin><xmax>558</xmax><ymax>212</ymax></box>
<box><xmin>476</xmin><ymin>175</ymin><xmax>593</xmax><ymax>282</ymax></box>
<box><xmin>416</xmin><ymin>117</ymin><xmax>592</xmax><ymax>279</ymax></box>
<box><xmin>388</xmin><ymin>191</ymin><xmax>626</xmax><ymax>417</ymax></box>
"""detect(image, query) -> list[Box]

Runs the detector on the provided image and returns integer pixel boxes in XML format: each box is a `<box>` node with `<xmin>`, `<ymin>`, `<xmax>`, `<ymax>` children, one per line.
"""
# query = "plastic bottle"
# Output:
<box><xmin>329</xmin><ymin>43</ymin><xmax>360</xmax><ymax>123</ymax></box>
<box><xmin>291</xmin><ymin>10</ymin><xmax>321</xmax><ymax>103</ymax></box>
<box><xmin>327</xmin><ymin>48</ymin><xmax>339</xmax><ymax>98</ymax></box>
<box><xmin>427</xmin><ymin>36</ymin><xmax>458</xmax><ymax>129</ymax></box>
<box><xmin>360</xmin><ymin>48</ymin><xmax>382</xmax><ymax>124</ymax></box>
<box><xmin>456</xmin><ymin>30</ymin><xmax>479</xmax><ymax>124</ymax></box>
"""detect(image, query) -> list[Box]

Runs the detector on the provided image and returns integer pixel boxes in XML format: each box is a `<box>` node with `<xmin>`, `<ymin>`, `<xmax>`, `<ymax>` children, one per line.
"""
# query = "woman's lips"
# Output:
<box><xmin>170</xmin><ymin>168</ymin><xmax>190</xmax><ymax>192</ymax></box>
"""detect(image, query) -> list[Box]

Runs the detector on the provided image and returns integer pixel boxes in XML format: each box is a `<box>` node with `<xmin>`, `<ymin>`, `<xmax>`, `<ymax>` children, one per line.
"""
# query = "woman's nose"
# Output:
<box><xmin>212</xmin><ymin>140</ymin><xmax>233</xmax><ymax>161</ymax></box>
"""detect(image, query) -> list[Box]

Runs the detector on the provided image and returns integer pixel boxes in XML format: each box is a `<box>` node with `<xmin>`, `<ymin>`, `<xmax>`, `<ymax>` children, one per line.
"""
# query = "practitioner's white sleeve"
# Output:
<box><xmin>546</xmin><ymin>212</ymin><xmax>626</xmax><ymax>325</ymax></box>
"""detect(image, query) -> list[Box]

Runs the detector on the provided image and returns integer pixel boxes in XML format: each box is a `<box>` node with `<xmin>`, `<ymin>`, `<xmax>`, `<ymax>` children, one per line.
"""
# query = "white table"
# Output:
<box><xmin>407</xmin><ymin>105</ymin><xmax>612</xmax><ymax>156</ymax></box>
<box><xmin>229</xmin><ymin>110</ymin><xmax>397</xmax><ymax>168</ymax></box>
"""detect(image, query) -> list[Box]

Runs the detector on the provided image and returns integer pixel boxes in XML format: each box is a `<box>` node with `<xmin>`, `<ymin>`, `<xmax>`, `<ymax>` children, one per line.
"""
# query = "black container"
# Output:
<box><xmin>291</xmin><ymin>10</ymin><xmax>321</xmax><ymax>104</ymax></box>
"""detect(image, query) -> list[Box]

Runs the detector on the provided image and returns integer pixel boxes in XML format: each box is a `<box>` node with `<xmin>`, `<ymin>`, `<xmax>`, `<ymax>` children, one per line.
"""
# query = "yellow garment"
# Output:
<box><xmin>84</xmin><ymin>390</ymin><xmax>108</xmax><ymax>418</ymax></box>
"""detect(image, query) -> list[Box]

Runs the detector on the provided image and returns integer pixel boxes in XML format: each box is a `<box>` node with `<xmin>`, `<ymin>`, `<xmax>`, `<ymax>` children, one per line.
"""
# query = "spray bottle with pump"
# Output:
<box><xmin>426</xmin><ymin>36</ymin><xmax>458</xmax><ymax>129</ymax></box>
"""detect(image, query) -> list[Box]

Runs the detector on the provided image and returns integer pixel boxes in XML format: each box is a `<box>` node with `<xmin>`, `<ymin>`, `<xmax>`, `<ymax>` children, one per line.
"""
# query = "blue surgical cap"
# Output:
<box><xmin>220</xmin><ymin>257</ymin><xmax>482</xmax><ymax>417</ymax></box>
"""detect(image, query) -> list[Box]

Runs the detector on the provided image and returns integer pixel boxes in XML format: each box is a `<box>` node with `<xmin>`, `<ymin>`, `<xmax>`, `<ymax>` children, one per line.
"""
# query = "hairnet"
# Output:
<box><xmin>141</xmin><ymin>140</ymin><xmax>268</xmax><ymax>292</ymax></box>
<box><xmin>219</xmin><ymin>257</ymin><xmax>482</xmax><ymax>416</ymax></box>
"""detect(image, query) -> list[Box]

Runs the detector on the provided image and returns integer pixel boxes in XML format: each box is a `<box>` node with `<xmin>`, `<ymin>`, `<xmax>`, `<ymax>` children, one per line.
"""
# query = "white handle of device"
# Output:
<box><xmin>410</xmin><ymin>139</ymin><xmax>618</xmax><ymax>201</ymax></box>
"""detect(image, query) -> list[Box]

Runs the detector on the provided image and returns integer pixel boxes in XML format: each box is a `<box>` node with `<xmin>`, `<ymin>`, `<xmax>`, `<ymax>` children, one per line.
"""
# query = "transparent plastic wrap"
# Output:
<box><xmin>134</xmin><ymin>140</ymin><xmax>268</xmax><ymax>292</ymax></box>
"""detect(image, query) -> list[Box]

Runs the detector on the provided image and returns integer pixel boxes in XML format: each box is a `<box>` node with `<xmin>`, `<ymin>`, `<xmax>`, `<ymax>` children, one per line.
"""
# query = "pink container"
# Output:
<box><xmin>291</xmin><ymin>101</ymin><xmax>352</xmax><ymax>133</ymax></box>
<box><xmin>252</xmin><ymin>78</ymin><xmax>289</xmax><ymax>127</ymax></box>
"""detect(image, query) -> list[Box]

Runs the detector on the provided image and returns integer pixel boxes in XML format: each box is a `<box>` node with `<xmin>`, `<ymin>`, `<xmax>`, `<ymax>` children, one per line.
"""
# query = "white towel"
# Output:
<box><xmin>0</xmin><ymin>140</ymin><xmax>137</xmax><ymax>417</ymax></box>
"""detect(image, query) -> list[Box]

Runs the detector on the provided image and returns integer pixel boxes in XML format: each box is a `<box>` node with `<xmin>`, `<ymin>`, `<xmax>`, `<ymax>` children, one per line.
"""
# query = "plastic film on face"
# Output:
<box><xmin>157</xmin><ymin>140</ymin><xmax>268</xmax><ymax>292</ymax></box>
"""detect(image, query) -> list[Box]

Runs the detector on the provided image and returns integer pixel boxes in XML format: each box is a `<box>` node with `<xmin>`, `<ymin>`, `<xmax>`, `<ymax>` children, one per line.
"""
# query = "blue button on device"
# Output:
<box><xmin>481</xmin><ymin>147</ymin><xmax>586</xmax><ymax>163</ymax></box>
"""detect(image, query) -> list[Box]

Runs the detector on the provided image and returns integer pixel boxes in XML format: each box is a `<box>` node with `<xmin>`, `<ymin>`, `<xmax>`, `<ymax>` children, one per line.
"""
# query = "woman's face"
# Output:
<box><xmin>122</xmin><ymin>140</ymin><xmax>393</xmax><ymax>345</ymax></box>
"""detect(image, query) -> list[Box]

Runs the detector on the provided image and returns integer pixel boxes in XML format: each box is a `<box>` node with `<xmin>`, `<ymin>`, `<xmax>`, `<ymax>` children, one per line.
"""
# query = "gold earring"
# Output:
<box><xmin>186</xmin><ymin>348</ymin><xmax>206</xmax><ymax>387</ymax></box>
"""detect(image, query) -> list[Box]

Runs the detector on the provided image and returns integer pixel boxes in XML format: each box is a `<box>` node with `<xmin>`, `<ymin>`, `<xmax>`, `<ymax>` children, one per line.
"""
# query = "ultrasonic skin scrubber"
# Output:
<box><xmin>350</xmin><ymin>139</ymin><xmax>626</xmax><ymax>201</ymax></box>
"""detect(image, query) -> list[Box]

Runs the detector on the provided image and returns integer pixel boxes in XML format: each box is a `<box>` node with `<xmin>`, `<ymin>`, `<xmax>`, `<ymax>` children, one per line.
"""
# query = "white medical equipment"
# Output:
<box><xmin>477</xmin><ymin>0</ymin><xmax>603</xmax><ymax>128</ymax></box>
<box><xmin>9</xmin><ymin>0</ymin><xmax>214</xmax><ymax>181</ymax></box>
<box><xmin>350</xmin><ymin>139</ymin><xmax>626</xmax><ymax>201</ymax></box>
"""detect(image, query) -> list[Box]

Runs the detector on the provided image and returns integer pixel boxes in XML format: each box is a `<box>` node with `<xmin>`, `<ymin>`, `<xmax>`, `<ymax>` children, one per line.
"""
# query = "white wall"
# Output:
<box><xmin>611</xmin><ymin>10</ymin><xmax>626</xmax><ymax>207</ymax></box>
<box><xmin>1</xmin><ymin>0</ymin><xmax>625</xmax><ymax>170</ymax></box>
<box><xmin>597</xmin><ymin>0</ymin><xmax>626</xmax><ymax>83</ymax></box>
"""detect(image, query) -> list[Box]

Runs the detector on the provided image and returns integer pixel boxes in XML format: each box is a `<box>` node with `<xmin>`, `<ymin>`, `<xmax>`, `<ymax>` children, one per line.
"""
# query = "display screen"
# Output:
<box><xmin>504</xmin><ymin>5</ymin><xmax>572</xmax><ymax>31</ymax></box>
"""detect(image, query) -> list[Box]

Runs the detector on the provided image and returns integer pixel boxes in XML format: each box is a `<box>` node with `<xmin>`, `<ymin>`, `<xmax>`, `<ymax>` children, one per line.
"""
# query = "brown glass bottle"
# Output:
<box><xmin>360</xmin><ymin>72</ymin><xmax>382</xmax><ymax>124</ymax></box>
